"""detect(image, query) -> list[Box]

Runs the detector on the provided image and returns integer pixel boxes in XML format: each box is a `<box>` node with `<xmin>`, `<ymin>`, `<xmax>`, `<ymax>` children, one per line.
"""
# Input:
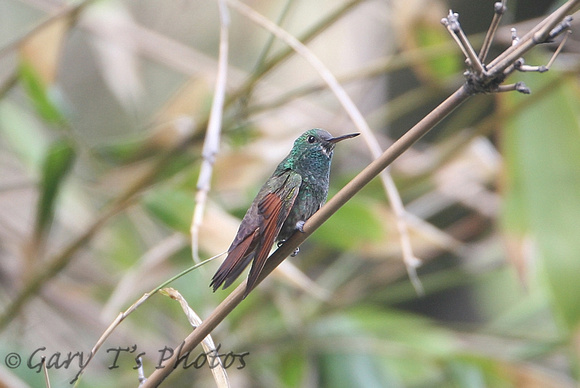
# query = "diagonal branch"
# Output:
<box><xmin>141</xmin><ymin>0</ymin><xmax>579</xmax><ymax>384</ymax></box>
<box><xmin>142</xmin><ymin>82</ymin><xmax>471</xmax><ymax>388</ymax></box>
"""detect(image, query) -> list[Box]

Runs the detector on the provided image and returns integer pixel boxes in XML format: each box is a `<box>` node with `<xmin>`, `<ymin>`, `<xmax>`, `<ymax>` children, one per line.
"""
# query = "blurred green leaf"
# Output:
<box><xmin>311</xmin><ymin>307</ymin><xmax>458</xmax><ymax>387</ymax></box>
<box><xmin>93</xmin><ymin>139</ymin><xmax>151</xmax><ymax>165</ymax></box>
<box><xmin>318</xmin><ymin>352</ymin><xmax>391</xmax><ymax>388</ymax></box>
<box><xmin>446</xmin><ymin>359</ymin><xmax>492</xmax><ymax>388</ymax></box>
<box><xmin>143</xmin><ymin>188</ymin><xmax>195</xmax><ymax>234</ymax></box>
<box><xmin>415</xmin><ymin>24</ymin><xmax>461</xmax><ymax>80</ymax></box>
<box><xmin>501</xmin><ymin>64</ymin><xmax>580</xmax><ymax>331</ymax></box>
<box><xmin>36</xmin><ymin>138</ymin><xmax>76</xmax><ymax>235</ymax></box>
<box><xmin>313</xmin><ymin>198</ymin><xmax>385</xmax><ymax>250</ymax></box>
<box><xmin>343</xmin><ymin>307</ymin><xmax>456</xmax><ymax>356</ymax></box>
<box><xmin>227</xmin><ymin>124</ymin><xmax>260</xmax><ymax>149</ymax></box>
<box><xmin>19</xmin><ymin>60</ymin><xmax>66</xmax><ymax>125</ymax></box>
<box><xmin>279</xmin><ymin>350</ymin><xmax>306</xmax><ymax>388</ymax></box>
<box><xmin>0</xmin><ymin>101</ymin><xmax>48</xmax><ymax>167</ymax></box>
<box><xmin>106</xmin><ymin>216</ymin><xmax>148</xmax><ymax>269</ymax></box>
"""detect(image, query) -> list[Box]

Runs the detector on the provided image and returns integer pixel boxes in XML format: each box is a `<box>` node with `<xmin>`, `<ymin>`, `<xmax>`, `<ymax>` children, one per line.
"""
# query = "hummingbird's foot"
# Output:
<box><xmin>276</xmin><ymin>240</ymin><xmax>300</xmax><ymax>257</ymax></box>
<box><xmin>296</xmin><ymin>220</ymin><xmax>306</xmax><ymax>233</ymax></box>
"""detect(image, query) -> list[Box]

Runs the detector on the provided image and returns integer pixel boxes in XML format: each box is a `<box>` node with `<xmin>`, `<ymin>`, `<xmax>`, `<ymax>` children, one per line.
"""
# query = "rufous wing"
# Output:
<box><xmin>244</xmin><ymin>171</ymin><xmax>302</xmax><ymax>296</ymax></box>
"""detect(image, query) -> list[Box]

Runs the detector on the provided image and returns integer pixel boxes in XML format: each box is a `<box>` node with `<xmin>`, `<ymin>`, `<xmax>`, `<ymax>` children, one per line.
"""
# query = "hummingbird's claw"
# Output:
<box><xmin>277</xmin><ymin>240</ymin><xmax>300</xmax><ymax>256</ymax></box>
<box><xmin>296</xmin><ymin>220</ymin><xmax>306</xmax><ymax>233</ymax></box>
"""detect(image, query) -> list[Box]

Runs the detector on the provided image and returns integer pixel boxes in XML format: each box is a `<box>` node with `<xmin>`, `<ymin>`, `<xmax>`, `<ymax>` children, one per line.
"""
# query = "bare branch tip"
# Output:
<box><xmin>511</xmin><ymin>28</ymin><xmax>520</xmax><ymax>46</ymax></box>
<box><xmin>514</xmin><ymin>58</ymin><xmax>549</xmax><ymax>74</ymax></box>
<box><xmin>407</xmin><ymin>256</ymin><xmax>423</xmax><ymax>269</ymax></box>
<box><xmin>494</xmin><ymin>2</ymin><xmax>507</xmax><ymax>14</ymax></box>
<box><xmin>515</xmin><ymin>82</ymin><xmax>531</xmax><ymax>94</ymax></box>
<box><xmin>441</xmin><ymin>10</ymin><xmax>460</xmax><ymax>31</ymax></box>
<box><xmin>480</xmin><ymin>0</ymin><xmax>507</xmax><ymax>62</ymax></box>
<box><xmin>548</xmin><ymin>16</ymin><xmax>573</xmax><ymax>41</ymax></box>
<box><xmin>495</xmin><ymin>82</ymin><xmax>530</xmax><ymax>94</ymax></box>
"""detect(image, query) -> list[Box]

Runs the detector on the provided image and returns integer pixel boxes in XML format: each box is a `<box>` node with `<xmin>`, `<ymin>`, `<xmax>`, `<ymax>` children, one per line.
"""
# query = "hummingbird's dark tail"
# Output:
<box><xmin>209</xmin><ymin>253</ymin><xmax>254</xmax><ymax>291</ymax></box>
<box><xmin>210</xmin><ymin>230</ymin><xmax>257</xmax><ymax>292</ymax></box>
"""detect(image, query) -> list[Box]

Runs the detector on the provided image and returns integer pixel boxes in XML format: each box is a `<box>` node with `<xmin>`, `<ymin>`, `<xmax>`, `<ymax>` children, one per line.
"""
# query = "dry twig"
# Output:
<box><xmin>191</xmin><ymin>0</ymin><xmax>230</xmax><ymax>263</ymax></box>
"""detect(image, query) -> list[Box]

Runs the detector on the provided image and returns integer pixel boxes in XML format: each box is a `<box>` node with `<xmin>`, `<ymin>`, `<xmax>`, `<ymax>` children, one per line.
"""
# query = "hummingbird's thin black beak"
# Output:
<box><xmin>328</xmin><ymin>133</ymin><xmax>360</xmax><ymax>143</ymax></box>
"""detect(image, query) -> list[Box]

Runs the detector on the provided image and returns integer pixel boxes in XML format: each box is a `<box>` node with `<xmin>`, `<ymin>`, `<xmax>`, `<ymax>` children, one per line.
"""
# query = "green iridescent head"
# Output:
<box><xmin>291</xmin><ymin>128</ymin><xmax>359</xmax><ymax>160</ymax></box>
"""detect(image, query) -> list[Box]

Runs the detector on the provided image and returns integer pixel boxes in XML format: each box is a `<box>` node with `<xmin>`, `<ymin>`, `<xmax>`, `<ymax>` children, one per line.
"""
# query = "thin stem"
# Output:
<box><xmin>442</xmin><ymin>11</ymin><xmax>485</xmax><ymax>74</ymax></box>
<box><xmin>251</xmin><ymin>0</ymin><xmax>295</xmax><ymax>74</ymax></box>
<box><xmin>190</xmin><ymin>0</ymin><xmax>230</xmax><ymax>263</ymax></box>
<box><xmin>545</xmin><ymin>30</ymin><xmax>571</xmax><ymax>69</ymax></box>
<box><xmin>0</xmin><ymin>194</ymin><xmax>131</xmax><ymax>330</ymax></box>
<box><xmin>71</xmin><ymin>252</ymin><xmax>223</xmax><ymax>385</ymax></box>
<box><xmin>479</xmin><ymin>0</ymin><xmax>507</xmax><ymax>63</ymax></box>
<box><xmin>225</xmin><ymin>0</ymin><xmax>364</xmax><ymax>105</ymax></box>
<box><xmin>0</xmin><ymin>0</ymin><xmax>94</xmax><ymax>59</ymax></box>
<box><xmin>486</xmin><ymin>0</ymin><xmax>580</xmax><ymax>75</ymax></box>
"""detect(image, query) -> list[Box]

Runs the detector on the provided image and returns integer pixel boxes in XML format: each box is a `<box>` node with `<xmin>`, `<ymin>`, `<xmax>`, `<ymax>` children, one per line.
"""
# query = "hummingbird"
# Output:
<box><xmin>210</xmin><ymin>129</ymin><xmax>359</xmax><ymax>297</ymax></box>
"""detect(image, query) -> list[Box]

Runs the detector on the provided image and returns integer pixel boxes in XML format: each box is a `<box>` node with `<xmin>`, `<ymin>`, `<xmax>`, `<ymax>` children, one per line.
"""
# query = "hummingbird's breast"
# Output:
<box><xmin>277</xmin><ymin>160</ymin><xmax>331</xmax><ymax>242</ymax></box>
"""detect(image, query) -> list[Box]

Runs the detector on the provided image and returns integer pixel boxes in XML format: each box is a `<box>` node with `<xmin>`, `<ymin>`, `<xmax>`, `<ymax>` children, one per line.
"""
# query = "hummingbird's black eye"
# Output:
<box><xmin>307</xmin><ymin>135</ymin><xmax>316</xmax><ymax>143</ymax></box>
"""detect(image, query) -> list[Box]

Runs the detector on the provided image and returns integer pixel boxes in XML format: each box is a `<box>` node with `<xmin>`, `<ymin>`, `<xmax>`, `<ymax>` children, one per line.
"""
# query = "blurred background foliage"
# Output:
<box><xmin>1</xmin><ymin>0</ymin><xmax>580</xmax><ymax>387</ymax></box>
